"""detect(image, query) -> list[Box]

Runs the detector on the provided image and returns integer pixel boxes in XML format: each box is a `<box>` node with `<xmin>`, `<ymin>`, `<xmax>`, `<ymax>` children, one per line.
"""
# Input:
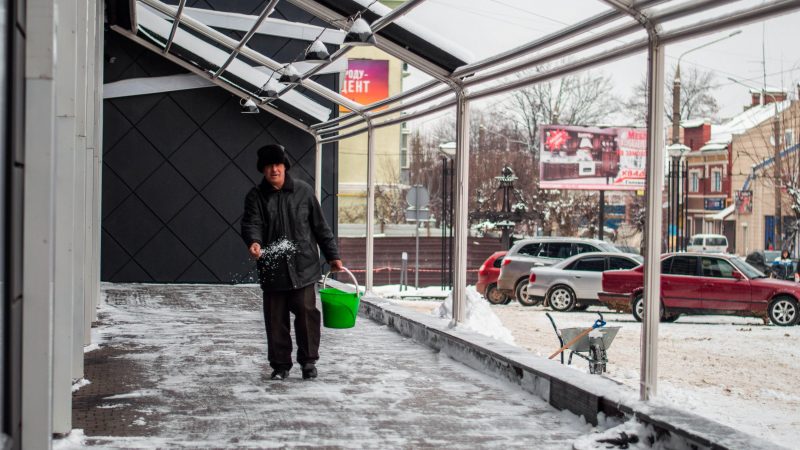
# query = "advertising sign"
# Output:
<box><xmin>704</xmin><ymin>198</ymin><xmax>726</xmax><ymax>211</ymax></box>
<box><xmin>539</xmin><ymin>125</ymin><xmax>647</xmax><ymax>190</ymax></box>
<box><xmin>339</xmin><ymin>59</ymin><xmax>389</xmax><ymax>113</ymax></box>
<box><xmin>735</xmin><ymin>190</ymin><xmax>753</xmax><ymax>214</ymax></box>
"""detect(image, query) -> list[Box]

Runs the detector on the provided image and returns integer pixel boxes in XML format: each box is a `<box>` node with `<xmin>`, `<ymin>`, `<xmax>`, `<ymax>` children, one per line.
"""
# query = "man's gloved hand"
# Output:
<box><xmin>249</xmin><ymin>242</ymin><xmax>262</xmax><ymax>260</ymax></box>
<box><xmin>328</xmin><ymin>259</ymin><xmax>343</xmax><ymax>272</ymax></box>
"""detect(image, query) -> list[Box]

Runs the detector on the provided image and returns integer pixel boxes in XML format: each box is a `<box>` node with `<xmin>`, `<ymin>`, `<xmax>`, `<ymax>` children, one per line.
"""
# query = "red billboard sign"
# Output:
<box><xmin>539</xmin><ymin>125</ymin><xmax>648</xmax><ymax>190</ymax></box>
<box><xmin>339</xmin><ymin>59</ymin><xmax>389</xmax><ymax>113</ymax></box>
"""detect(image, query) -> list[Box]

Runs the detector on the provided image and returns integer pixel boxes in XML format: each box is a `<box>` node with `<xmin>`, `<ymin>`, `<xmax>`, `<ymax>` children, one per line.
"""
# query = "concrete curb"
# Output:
<box><xmin>327</xmin><ymin>283</ymin><xmax>785</xmax><ymax>450</ymax></box>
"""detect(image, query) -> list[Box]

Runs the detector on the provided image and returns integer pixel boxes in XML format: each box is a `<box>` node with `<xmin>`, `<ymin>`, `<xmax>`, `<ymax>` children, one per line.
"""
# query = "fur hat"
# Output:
<box><xmin>256</xmin><ymin>144</ymin><xmax>291</xmax><ymax>172</ymax></box>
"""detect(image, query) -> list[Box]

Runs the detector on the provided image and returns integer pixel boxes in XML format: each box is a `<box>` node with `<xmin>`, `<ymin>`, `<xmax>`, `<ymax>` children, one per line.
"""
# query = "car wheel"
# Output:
<box><xmin>631</xmin><ymin>294</ymin><xmax>665</xmax><ymax>322</ymax></box>
<box><xmin>516</xmin><ymin>280</ymin><xmax>539</xmax><ymax>306</ymax></box>
<box><xmin>768</xmin><ymin>296</ymin><xmax>799</xmax><ymax>326</ymax></box>
<box><xmin>662</xmin><ymin>314</ymin><xmax>680</xmax><ymax>323</ymax></box>
<box><xmin>485</xmin><ymin>284</ymin><xmax>510</xmax><ymax>305</ymax></box>
<box><xmin>548</xmin><ymin>286</ymin><xmax>576</xmax><ymax>312</ymax></box>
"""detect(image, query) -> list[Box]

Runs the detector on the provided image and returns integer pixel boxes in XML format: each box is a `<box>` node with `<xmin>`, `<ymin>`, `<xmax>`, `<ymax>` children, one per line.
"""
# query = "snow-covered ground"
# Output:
<box><xmin>388</xmin><ymin>286</ymin><xmax>800</xmax><ymax>449</ymax></box>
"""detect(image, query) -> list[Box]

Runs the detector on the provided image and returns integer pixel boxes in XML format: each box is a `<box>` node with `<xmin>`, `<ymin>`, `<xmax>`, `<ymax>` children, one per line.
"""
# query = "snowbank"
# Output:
<box><xmin>52</xmin><ymin>429</ymin><xmax>85</xmax><ymax>449</ymax></box>
<box><xmin>573</xmin><ymin>417</ymin><xmax>695</xmax><ymax>450</ymax></box>
<box><xmin>433</xmin><ymin>286</ymin><xmax>516</xmax><ymax>345</ymax></box>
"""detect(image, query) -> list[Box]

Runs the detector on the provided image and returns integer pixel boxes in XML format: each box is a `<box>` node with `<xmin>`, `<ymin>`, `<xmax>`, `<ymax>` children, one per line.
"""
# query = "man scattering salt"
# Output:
<box><xmin>241</xmin><ymin>144</ymin><xmax>343</xmax><ymax>380</ymax></box>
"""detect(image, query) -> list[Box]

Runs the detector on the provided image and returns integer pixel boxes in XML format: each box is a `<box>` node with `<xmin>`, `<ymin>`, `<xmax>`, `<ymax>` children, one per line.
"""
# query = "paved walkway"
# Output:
<box><xmin>68</xmin><ymin>284</ymin><xmax>590</xmax><ymax>448</ymax></box>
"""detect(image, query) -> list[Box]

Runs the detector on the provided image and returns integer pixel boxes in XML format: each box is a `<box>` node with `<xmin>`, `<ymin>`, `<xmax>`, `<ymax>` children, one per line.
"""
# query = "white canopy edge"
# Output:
<box><xmin>182</xmin><ymin>7</ymin><xmax>345</xmax><ymax>45</ymax></box>
<box><xmin>137</xmin><ymin>2</ymin><xmax>332</xmax><ymax>122</ymax></box>
<box><xmin>709</xmin><ymin>204</ymin><xmax>735</xmax><ymax>221</ymax></box>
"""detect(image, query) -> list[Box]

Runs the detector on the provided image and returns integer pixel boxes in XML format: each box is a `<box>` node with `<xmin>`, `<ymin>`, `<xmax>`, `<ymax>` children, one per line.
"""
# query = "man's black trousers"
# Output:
<box><xmin>262</xmin><ymin>284</ymin><xmax>320</xmax><ymax>370</ymax></box>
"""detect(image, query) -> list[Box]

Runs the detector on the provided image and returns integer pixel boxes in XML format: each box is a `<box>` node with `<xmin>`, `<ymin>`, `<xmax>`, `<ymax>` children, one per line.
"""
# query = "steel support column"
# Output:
<box><xmin>53</xmin><ymin>0</ymin><xmax>78</xmax><ymax>434</ymax></box>
<box><xmin>451</xmin><ymin>90</ymin><xmax>470</xmax><ymax>324</ymax></box>
<box><xmin>365</xmin><ymin>121</ymin><xmax>376</xmax><ymax>292</ymax></box>
<box><xmin>641</xmin><ymin>30</ymin><xmax>665</xmax><ymax>402</ymax></box>
<box><xmin>22</xmin><ymin>0</ymin><xmax>57</xmax><ymax>446</ymax></box>
<box><xmin>314</xmin><ymin>136</ymin><xmax>323</xmax><ymax>200</ymax></box>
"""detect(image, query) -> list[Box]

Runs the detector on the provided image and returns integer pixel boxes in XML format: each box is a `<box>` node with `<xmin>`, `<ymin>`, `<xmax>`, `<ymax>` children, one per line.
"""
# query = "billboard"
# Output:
<box><xmin>735</xmin><ymin>190</ymin><xmax>753</xmax><ymax>214</ymax></box>
<box><xmin>539</xmin><ymin>125</ymin><xmax>647</xmax><ymax>190</ymax></box>
<box><xmin>339</xmin><ymin>59</ymin><xmax>389</xmax><ymax>113</ymax></box>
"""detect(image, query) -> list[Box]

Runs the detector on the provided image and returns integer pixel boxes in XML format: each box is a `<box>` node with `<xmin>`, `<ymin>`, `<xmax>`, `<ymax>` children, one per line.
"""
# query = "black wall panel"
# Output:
<box><xmin>102</xmin><ymin>27</ymin><xmax>339</xmax><ymax>283</ymax></box>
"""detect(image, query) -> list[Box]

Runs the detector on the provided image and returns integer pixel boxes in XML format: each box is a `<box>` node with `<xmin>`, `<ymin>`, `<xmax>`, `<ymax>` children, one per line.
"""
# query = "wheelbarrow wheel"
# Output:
<box><xmin>588</xmin><ymin>346</ymin><xmax>606</xmax><ymax>374</ymax></box>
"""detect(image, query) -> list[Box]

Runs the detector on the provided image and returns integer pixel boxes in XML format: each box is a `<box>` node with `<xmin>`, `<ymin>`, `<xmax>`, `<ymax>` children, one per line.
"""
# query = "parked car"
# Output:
<box><xmin>744</xmin><ymin>250</ymin><xmax>796</xmax><ymax>279</ymax></box>
<box><xmin>527</xmin><ymin>252</ymin><xmax>643</xmax><ymax>312</ymax></box>
<box><xmin>476</xmin><ymin>251</ymin><xmax>510</xmax><ymax>305</ymax></box>
<box><xmin>686</xmin><ymin>234</ymin><xmax>728</xmax><ymax>253</ymax></box>
<box><xmin>497</xmin><ymin>237</ymin><xmax>621</xmax><ymax>306</ymax></box>
<box><xmin>598</xmin><ymin>253</ymin><xmax>799</xmax><ymax>326</ymax></box>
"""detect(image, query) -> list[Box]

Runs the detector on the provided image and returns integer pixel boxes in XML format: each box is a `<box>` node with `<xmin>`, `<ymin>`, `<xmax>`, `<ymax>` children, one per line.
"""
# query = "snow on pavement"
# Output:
<box><xmin>391</xmin><ymin>293</ymin><xmax>800</xmax><ymax>449</ymax></box>
<box><xmin>56</xmin><ymin>284</ymin><xmax>622</xmax><ymax>449</ymax></box>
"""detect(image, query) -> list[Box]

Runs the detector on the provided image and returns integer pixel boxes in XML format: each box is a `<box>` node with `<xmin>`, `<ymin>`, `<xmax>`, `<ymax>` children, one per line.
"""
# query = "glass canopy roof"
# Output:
<box><xmin>108</xmin><ymin>0</ymin><xmax>800</xmax><ymax>135</ymax></box>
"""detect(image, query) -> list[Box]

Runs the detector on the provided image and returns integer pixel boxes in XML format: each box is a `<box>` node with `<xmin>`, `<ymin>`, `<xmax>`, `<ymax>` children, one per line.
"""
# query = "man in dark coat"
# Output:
<box><xmin>241</xmin><ymin>144</ymin><xmax>342</xmax><ymax>380</ymax></box>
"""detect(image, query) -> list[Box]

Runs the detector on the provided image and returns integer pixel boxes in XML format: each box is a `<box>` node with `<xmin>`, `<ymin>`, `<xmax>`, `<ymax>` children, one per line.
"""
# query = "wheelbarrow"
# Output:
<box><xmin>545</xmin><ymin>312</ymin><xmax>620</xmax><ymax>375</ymax></box>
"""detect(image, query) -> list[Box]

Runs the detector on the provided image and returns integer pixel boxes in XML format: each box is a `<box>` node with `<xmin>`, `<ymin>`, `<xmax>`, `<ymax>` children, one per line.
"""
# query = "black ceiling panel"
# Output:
<box><xmin>134</xmin><ymin>228</ymin><xmax>197</xmax><ymax>282</ymax></box>
<box><xmin>169</xmin><ymin>131</ymin><xmax>229</xmax><ymax>191</ymax></box>
<box><xmin>101</xmin><ymin>168</ymin><xmax>132</xmax><ymax>220</ymax></box>
<box><xmin>167</xmin><ymin>196</ymin><xmax>229</xmax><ymax>256</ymax></box>
<box><xmin>136</xmin><ymin>163</ymin><xmax>196</xmax><ymax>223</ymax></box>
<box><xmin>101</xmin><ymin>229</ymin><xmax>129</xmax><ymax>281</ymax></box>
<box><xmin>169</xmin><ymin>88</ymin><xmax>230</xmax><ymax>125</ymax></box>
<box><xmin>102</xmin><ymin>102</ymin><xmax>133</xmax><ymax>152</ymax></box>
<box><xmin>102</xmin><ymin>195</ymin><xmax>163</xmax><ymax>255</ymax></box>
<box><xmin>177</xmin><ymin>260</ymin><xmax>221</xmax><ymax>283</ymax></box>
<box><xmin>202</xmin><ymin>99</ymin><xmax>265</xmax><ymax>158</ymax></box>
<box><xmin>200</xmin><ymin>228</ymin><xmax>254</xmax><ymax>283</ymax></box>
<box><xmin>200</xmin><ymin>163</ymin><xmax>253</xmax><ymax>224</ymax></box>
<box><xmin>104</xmin><ymin>128</ymin><xmax>165</xmax><ymax>190</ymax></box>
<box><xmin>110</xmin><ymin>260</ymin><xmax>155</xmax><ymax>283</ymax></box>
<box><xmin>135</xmin><ymin>97</ymin><xmax>198</xmax><ymax>157</ymax></box>
<box><xmin>111</xmin><ymin>94</ymin><xmax>163</xmax><ymax>125</ymax></box>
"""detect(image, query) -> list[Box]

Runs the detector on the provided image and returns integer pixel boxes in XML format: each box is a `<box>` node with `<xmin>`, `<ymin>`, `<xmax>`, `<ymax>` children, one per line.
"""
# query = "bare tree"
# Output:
<box><xmin>509</xmin><ymin>69</ymin><xmax>619</xmax><ymax>150</ymax></box>
<box><xmin>624</xmin><ymin>65</ymin><xmax>720</xmax><ymax>124</ymax></box>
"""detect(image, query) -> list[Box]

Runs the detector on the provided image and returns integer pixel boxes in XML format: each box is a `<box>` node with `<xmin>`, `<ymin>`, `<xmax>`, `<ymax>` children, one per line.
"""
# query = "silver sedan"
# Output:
<box><xmin>527</xmin><ymin>252</ymin><xmax>643</xmax><ymax>312</ymax></box>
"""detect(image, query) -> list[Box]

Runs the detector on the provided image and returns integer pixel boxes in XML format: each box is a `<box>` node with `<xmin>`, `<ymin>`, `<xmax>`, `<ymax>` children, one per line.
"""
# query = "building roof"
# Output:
<box><xmin>709</xmin><ymin>100</ymin><xmax>791</xmax><ymax>144</ymax></box>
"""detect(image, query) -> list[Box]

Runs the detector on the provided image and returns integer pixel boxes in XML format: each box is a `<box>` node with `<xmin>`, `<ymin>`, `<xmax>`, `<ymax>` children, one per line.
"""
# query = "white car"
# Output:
<box><xmin>687</xmin><ymin>234</ymin><xmax>728</xmax><ymax>253</ymax></box>
<box><xmin>527</xmin><ymin>252</ymin><xmax>643</xmax><ymax>312</ymax></box>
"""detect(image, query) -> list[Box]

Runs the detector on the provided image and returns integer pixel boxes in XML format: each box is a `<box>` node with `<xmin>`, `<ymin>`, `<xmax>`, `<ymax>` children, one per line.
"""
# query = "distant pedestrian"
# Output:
<box><xmin>241</xmin><ymin>144</ymin><xmax>343</xmax><ymax>380</ymax></box>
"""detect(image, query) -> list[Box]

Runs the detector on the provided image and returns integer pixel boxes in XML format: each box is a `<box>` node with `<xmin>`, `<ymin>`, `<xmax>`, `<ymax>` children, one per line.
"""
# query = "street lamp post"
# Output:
<box><xmin>672</xmin><ymin>30</ymin><xmax>742</xmax><ymax>144</ymax></box>
<box><xmin>728</xmin><ymin>77</ymin><xmax>784</xmax><ymax>249</ymax></box>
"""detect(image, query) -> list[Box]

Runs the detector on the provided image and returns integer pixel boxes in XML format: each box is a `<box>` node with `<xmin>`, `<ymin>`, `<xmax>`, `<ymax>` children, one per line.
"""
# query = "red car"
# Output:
<box><xmin>477</xmin><ymin>251</ymin><xmax>510</xmax><ymax>305</ymax></box>
<box><xmin>598</xmin><ymin>253</ymin><xmax>799</xmax><ymax>326</ymax></box>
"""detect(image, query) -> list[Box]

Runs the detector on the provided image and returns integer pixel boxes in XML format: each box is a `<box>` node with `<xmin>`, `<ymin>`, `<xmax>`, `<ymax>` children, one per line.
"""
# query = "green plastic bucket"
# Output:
<box><xmin>320</xmin><ymin>268</ymin><xmax>360</xmax><ymax>329</ymax></box>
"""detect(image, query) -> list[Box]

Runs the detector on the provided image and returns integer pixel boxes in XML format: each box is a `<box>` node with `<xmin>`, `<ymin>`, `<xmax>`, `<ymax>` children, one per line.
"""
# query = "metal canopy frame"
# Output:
<box><xmin>115</xmin><ymin>0</ymin><xmax>800</xmax><ymax>401</ymax></box>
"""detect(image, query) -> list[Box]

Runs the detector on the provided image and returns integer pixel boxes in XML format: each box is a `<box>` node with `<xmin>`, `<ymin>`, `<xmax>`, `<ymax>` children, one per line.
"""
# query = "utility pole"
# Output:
<box><xmin>773</xmin><ymin>110</ymin><xmax>782</xmax><ymax>249</ymax></box>
<box><xmin>672</xmin><ymin>31</ymin><xmax>741</xmax><ymax>144</ymax></box>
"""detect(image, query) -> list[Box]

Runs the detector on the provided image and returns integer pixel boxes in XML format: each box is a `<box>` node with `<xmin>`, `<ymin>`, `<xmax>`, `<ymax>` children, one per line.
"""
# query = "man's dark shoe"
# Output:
<box><xmin>302</xmin><ymin>364</ymin><xmax>317</xmax><ymax>380</ymax></box>
<box><xmin>270</xmin><ymin>369</ymin><xmax>290</xmax><ymax>380</ymax></box>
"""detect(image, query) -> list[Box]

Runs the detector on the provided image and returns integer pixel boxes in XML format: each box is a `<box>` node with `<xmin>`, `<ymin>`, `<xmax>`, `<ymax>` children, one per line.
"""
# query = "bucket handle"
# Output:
<box><xmin>321</xmin><ymin>267</ymin><xmax>360</xmax><ymax>295</ymax></box>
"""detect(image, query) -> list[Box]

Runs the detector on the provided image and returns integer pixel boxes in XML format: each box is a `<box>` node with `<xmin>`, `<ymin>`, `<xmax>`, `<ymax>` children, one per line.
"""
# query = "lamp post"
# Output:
<box><xmin>728</xmin><ymin>76</ymin><xmax>783</xmax><ymax>249</ymax></box>
<box><xmin>479</xmin><ymin>124</ymin><xmax>530</xmax><ymax>152</ymax></box>
<box><xmin>672</xmin><ymin>30</ymin><xmax>741</xmax><ymax>144</ymax></box>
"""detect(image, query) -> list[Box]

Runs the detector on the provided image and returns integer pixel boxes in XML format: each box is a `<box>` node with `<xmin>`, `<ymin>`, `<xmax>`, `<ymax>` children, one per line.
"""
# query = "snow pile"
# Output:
<box><xmin>52</xmin><ymin>429</ymin><xmax>85</xmax><ymax>449</ymax></box>
<box><xmin>434</xmin><ymin>286</ymin><xmax>516</xmax><ymax>345</ymax></box>
<box><xmin>573</xmin><ymin>416</ymin><xmax>694</xmax><ymax>450</ymax></box>
<box><xmin>71</xmin><ymin>378</ymin><xmax>91</xmax><ymax>393</ymax></box>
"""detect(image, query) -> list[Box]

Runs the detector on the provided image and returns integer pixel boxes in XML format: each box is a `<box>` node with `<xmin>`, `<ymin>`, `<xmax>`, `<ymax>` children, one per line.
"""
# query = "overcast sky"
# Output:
<box><xmin>399</xmin><ymin>0</ymin><xmax>800</xmax><ymax>125</ymax></box>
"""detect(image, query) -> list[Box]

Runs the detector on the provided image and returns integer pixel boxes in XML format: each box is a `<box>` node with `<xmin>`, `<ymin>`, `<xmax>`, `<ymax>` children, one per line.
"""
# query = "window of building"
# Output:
<box><xmin>690</xmin><ymin>171</ymin><xmax>700</xmax><ymax>192</ymax></box>
<box><xmin>786</xmin><ymin>129</ymin><xmax>795</xmax><ymax>147</ymax></box>
<box><xmin>711</xmin><ymin>169</ymin><xmax>722</xmax><ymax>192</ymax></box>
<box><xmin>400</xmin><ymin>122</ymin><xmax>410</xmax><ymax>169</ymax></box>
